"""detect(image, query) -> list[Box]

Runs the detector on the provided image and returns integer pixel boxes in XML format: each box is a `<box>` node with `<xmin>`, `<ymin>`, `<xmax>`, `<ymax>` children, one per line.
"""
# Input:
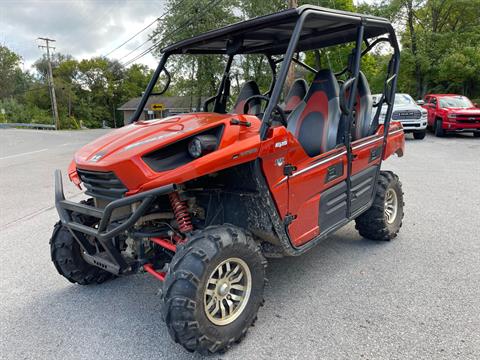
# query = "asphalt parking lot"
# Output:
<box><xmin>1</xmin><ymin>128</ymin><xmax>479</xmax><ymax>360</ymax></box>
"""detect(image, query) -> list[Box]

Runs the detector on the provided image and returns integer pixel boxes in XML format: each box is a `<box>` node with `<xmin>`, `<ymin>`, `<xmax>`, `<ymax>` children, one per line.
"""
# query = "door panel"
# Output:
<box><xmin>286</xmin><ymin>144</ymin><xmax>347</xmax><ymax>246</ymax></box>
<box><xmin>350</xmin><ymin>165</ymin><xmax>378</xmax><ymax>214</ymax></box>
<box><xmin>350</xmin><ymin>135</ymin><xmax>383</xmax><ymax>216</ymax></box>
<box><xmin>318</xmin><ymin>180</ymin><xmax>347</xmax><ymax>234</ymax></box>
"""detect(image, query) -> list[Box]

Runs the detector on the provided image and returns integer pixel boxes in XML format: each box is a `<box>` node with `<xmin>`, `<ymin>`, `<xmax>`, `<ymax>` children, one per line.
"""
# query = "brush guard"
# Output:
<box><xmin>54</xmin><ymin>169</ymin><xmax>175</xmax><ymax>276</ymax></box>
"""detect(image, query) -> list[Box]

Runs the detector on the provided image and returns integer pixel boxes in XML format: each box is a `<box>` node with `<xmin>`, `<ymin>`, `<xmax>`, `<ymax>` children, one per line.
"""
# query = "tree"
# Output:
<box><xmin>0</xmin><ymin>45</ymin><xmax>26</xmax><ymax>98</ymax></box>
<box><xmin>359</xmin><ymin>0</ymin><xmax>480</xmax><ymax>98</ymax></box>
<box><xmin>151</xmin><ymin>0</ymin><xmax>239</xmax><ymax>104</ymax></box>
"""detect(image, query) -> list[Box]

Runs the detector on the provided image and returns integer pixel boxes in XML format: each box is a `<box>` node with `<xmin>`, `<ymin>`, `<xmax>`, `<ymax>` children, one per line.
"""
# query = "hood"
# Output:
<box><xmin>381</xmin><ymin>103</ymin><xmax>424</xmax><ymax>113</ymax></box>
<box><xmin>71</xmin><ymin>112</ymin><xmax>262</xmax><ymax>192</ymax></box>
<box><xmin>443</xmin><ymin>107</ymin><xmax>480</xmax><ymax>115</ymax></box>
<box><xmin>74</xmin><ymin>112</ymin><xmax>238</xmax><ymax>166</ymax></box>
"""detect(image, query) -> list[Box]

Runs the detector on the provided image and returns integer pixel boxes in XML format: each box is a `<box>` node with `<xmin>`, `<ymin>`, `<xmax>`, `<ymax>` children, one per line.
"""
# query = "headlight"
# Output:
<box><xmin>421</xmin><ymin>111</ymin><xmax>427</xmax><ymax>118</ymax></box>
<box><xmin>188</xmin><ymin>135</ymin><xmax>218</xmax><ymax>158</ymax></box>
<box><xmin>448</xmin><ymin>114</ymin><xmax>457</xmax><ymax>118</ymax></box>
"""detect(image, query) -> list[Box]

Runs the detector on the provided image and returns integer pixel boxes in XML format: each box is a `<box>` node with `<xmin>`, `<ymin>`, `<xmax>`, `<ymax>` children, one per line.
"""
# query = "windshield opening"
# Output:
<box><xmin>439</xmin><ymin>96</ymin><xmax>473</xmax><ymax>109</ymax></box>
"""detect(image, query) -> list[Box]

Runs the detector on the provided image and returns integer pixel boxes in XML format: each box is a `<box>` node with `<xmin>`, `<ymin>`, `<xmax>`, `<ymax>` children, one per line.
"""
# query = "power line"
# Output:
<box><xmin>116</xmin><ymin>0</ymin><xmax>189</xmax><ymax>64</ymax></box>
<box><xmin>122</xmin><ymin>0</ymin><xmax>220</xmax><ymax>67</ymax></box>
<box><xmin>106</xmin><ymin>0</ymin><xmax>188</xmax><ymax>59</ymax></box>
<box><xmin>104</xmin><ymin>16</ymin><xmax>161</xmax><ymax>57</ymax></box>
<box><xmin>122</xmin><ymin>0</ymin><xmax>219</xmax><ymax>66</ymax></box>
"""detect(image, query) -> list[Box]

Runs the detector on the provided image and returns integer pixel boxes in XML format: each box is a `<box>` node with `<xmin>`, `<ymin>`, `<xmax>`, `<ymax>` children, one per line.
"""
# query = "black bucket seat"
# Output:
<box><xmin>231</xmin><ymin>80</ymin><xmax>261</xmax><ymax>114</ymax></box>
<box><xmin>287</xmin><ymin>69</ymin><xmax>341</xmax><ymax>157</ymax></box>
<box><xmin>351</xmin><ymin>71</ymin><xmax>373</xmax><ymax>140</ymax></box>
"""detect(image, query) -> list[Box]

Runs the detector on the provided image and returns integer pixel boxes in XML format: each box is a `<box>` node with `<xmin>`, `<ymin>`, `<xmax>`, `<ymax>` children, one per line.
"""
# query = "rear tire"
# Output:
<box><xmin>413</xmin><ymin>130</ymin><xmax>426</xmax><ymax>140</ymax></box>
<box><xmin>50</xmin><ymin>222</ymin><xmax>115</xmax><ymax>285</ymax></box>
<box><xmin>434</xmin><ymin>119</ymin><xmax>445</xmax><ymax>137</ymax></box>
<box><xmin>355</xmin><ymin>171</ymin><xmax>404</xmax><ymax>241</ymax></box>
<box><xmin>162</xmin><ymin>225</ymin><xmax>266</xmax><ymax>354</ymax></box>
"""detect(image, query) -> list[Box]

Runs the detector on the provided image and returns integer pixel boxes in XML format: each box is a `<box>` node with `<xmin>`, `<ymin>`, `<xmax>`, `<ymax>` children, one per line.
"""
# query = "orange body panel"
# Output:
<box><xmin>70</xmin><ymin>112</ymin><xmax>404</xmax><ymax>248</ymax></box>
<box><xmin>71</xmin><ymin>113</ymin><xmax>263</xmax><ymax>194</ymax></box>
<box><xmin>260</xmin><ymin>122</ymin><xmax>404</xmax><ymax>247</ymax></box>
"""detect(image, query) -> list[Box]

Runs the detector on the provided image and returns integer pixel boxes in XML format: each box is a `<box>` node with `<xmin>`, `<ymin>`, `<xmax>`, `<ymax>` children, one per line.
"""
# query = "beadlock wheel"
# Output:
<box><xmin>161</xmin><ymin>225</ymin><xmax>266</xmax><ymax>354</ymax></box>
<box><xmin>355</xmin><ymin>171</ymin><xmax>404</xmax><ymax>241</ymax></box>
<box><xmin>204</xmin><ymin>257</ymin><xmax>252</xmax><ymax>326</ymax></box>
<box><xmin>384</xmin><ymin>188</ymin><xmax>398</xmax><ymax>224</ymax></box>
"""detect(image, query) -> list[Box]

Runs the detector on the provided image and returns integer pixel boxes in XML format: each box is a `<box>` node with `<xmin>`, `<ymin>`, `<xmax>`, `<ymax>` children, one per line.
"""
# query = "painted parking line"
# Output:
<box><xmin>0</xmin><ymin>148</ymin><xmax>48</xmax><ymax>160</ymax></box>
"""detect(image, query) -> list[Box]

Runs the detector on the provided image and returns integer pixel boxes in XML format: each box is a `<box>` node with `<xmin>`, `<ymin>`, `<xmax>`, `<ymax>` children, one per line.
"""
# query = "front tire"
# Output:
<box><xmin>413</xmin><ymin>130</ymin><xmax>426</xmax><ymax>140</ymax></box>
<box><xmin>162</xmin><ymin>225</ymin><xmax>266</xmax><ymax>354</ymax></box>
<box><xmin>434</xmin><ymin>119</ymin><xmax>445</xmax><ymax>137</ymax></box>
<box><xmin>50</xmin><ymin>222</ymin><xmax>115</xmax><ymax>285</ymax></box>
<box><xmin>355</xmin><ymin>171</ymin><xmax>404</xmax><ymax>241</ymax></box>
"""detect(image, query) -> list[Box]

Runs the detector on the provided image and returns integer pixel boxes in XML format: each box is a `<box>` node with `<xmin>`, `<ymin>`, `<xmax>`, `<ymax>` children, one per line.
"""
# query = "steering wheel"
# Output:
<box><xmin>243</xmin><ymin>95</ymin><xmax>288</xmax><ymax>127</ymax></box>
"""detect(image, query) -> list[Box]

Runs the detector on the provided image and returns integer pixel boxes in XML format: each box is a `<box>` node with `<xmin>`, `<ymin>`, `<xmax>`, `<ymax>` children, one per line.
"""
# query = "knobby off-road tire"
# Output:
<box><xmin>413</xmin><ymin>130</ymin><xmax>426</xmax><ymax>140</ymax></box>
<box><xmin>50</xmin><ymin>222</ymin><xmax>115</xmax><ymax>285</ymax></box>
<box><xmin>355</xmin><ymin>171</ymin><xmax>404</xmax><ymax>241</ymax></box>
<box><xmin>162</xmin><ymin>225</ymin><xmax>266</xmax><ymax>354</ymax></box>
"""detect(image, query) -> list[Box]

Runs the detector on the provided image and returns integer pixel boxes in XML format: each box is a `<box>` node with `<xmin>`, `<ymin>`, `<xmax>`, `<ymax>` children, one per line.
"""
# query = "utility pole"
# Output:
<box><xmin>285</xmin><ymin>0</ymin><xmax>298</xmax><ymax>94</ymax></box>
<box><xmin>38</xmin><ymin>37</ymin><xmax>60</xmax><ymax>130</ymax></box>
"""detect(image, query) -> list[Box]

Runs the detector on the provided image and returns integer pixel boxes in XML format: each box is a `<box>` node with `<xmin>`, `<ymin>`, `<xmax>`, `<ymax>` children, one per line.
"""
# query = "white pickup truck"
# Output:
<box><xmin>372</xmin><ymin>93</ymin><xmax>428</xmax><ymax>139</ymax></box>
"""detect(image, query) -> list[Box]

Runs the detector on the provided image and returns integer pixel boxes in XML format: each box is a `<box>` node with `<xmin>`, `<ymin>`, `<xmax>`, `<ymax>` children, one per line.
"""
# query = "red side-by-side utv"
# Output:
<box><xmin>51</xmin><ymin>5</ymin><xmax>405</xmax><ymax>354</ymax></box>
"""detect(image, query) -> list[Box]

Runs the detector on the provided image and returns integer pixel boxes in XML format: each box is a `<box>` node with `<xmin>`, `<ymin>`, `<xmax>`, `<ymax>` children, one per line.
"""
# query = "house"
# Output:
<box><xmin>118</xmin><ymin>95</ymin><xmax>207</xmax><ymax>125</ymax></box>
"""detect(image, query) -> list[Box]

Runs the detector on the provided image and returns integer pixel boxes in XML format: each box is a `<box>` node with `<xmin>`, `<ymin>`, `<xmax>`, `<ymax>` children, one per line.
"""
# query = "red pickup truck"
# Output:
<box><xmin>421</xmin><ymin>94</ymin><xmax>480</xmax><ymax>137</ymax></box>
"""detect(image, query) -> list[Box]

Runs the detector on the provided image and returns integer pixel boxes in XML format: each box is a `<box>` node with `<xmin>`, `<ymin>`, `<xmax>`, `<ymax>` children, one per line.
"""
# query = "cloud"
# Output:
<box><xmin>0</xmin><ymin>0</ymin><xmax>165</xmax><ymax>70</ymax></box>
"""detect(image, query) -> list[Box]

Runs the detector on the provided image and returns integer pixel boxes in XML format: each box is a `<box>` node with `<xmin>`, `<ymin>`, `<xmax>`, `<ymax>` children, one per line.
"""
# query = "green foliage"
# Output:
<box><xmin>0</xmin><ymin>98</ymin><xmax>52</xmax><ymax>124</ymax></box>
<box><xmin>0</xmin><ymin>45</ymin><xmax>29</xmax><ymax>99</ymax></box>
<box><xmin>358</xmin><ymin>0</ymin><xmax>480</xmax><ymax>99</ymax></box>
<box><xmin>1</xmin><ymin>48</ymin><xmax>152</xmax><ymax>128</ymax></box>
<box><xmin>151</xmin><ymin>0</ymin><xmax>239</xmax><ymax>99</ymax></box>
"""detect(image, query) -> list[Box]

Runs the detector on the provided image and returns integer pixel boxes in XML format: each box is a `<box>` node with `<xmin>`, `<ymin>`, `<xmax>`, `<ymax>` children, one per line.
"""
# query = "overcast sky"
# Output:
<box><xmin>1</xmin><ymin>0</ymin><xmax>374</xmax><ymax>72</ymax></box>
<box><xmin>0</xmin><ymin>0</ymin><xmax>166</xmax><ymax>71</ymax></box>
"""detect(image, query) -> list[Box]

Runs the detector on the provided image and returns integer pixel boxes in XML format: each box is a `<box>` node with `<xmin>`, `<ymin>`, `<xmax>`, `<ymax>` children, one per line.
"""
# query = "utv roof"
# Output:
<box><xmin>162</xmin><ymin>5</ymin><xmax>394</xmax><ymax>55</ymax></box>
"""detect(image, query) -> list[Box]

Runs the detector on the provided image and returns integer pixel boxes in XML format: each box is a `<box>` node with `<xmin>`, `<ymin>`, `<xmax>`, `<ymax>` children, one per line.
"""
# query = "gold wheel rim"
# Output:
<box><xmin>384</xmin><ymin>188</ymin><xmax>398</xmax><ymax>224</ymax></box>
<box><xmin>203</xmin><ymin>257</ymin><xmax>252</xmax><ymax>326</ymax></box>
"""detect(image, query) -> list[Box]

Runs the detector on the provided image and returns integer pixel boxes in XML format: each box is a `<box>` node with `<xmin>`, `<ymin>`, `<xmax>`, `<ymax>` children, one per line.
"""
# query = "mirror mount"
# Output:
<box><xmin>150</xmin><ymin>68</ymin><xmax>171</xmax><ymax>96</ymax></box>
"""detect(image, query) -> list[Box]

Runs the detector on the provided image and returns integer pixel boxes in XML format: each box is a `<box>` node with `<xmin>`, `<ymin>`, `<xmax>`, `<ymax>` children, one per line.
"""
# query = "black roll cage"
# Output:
<box><xmin>130</xmin><ymin>7</ymin><xmax>400</xmax><ymax>150</ymax></box>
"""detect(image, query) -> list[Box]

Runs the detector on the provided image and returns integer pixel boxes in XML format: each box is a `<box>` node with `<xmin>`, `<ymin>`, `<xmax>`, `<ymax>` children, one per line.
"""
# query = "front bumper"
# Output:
<box><xmin>443</xmin><ymin>121</ymin><xmax>480</xmax><ymax>132</ymax></box>
<box><xmin>399</xmin><ymin>120</ymin><xmax>427</xmax><ymax>132</ymax></box>
<box><xmin>54</xmin><ymin>169</ymin><xmax>174</xmax><ymax>274</ymax></box>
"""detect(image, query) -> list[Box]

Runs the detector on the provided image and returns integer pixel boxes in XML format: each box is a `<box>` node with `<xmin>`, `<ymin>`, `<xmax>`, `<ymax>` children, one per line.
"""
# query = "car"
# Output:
<box><xmin>372</xmin><ymin>93</ymin><xmax>427</xmax><ymax>139</ymax></box>
<box><xmin>421</xmin><ymin>94</ymin><xmax>480</xmax><ymax>137</ymax></box>
<box><xmin>50</xmin><ymin>5</ymin><xmax>405</xmax><ymax>355</ymax></box>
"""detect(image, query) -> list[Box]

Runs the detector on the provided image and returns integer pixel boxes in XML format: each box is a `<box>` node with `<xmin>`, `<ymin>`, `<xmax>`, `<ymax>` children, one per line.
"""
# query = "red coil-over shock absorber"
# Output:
<box><xmin>169</xmin><ymin>191</ymin><xmax>193</xmax><ymax>234</ymax></box>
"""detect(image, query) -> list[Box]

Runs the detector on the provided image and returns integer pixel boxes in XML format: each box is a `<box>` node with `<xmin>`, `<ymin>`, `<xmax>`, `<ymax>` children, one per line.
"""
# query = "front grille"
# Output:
<box><xmin>392</xmin><ymin>110</ymin><xmax>422</xmax><ymax>120</ymax></box>
<box><xmin>458</xmin><ymin>119</ymin><xmax>480</xmax><ymax>124</ymax></box>
<box><xmin>77</xmin><ymin>168</ymin><xmax>127</xmax><ymax>200</ymax></box>
<box><xmin>455</xmin><ymin>115</ymin><xmax>480</xmax><ymax>124</ymax></box>
<box><xmin>456</xmin><ymin>114</ymin><xmax>480</xmax><ymax>120</ymax></box>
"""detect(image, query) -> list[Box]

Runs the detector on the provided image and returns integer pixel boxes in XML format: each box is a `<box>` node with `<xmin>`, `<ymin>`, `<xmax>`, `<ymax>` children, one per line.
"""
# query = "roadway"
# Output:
<box><xmin>1</xmin><ymin>128</ymin><xmax>479</xmax><ymax>359</ymax></box>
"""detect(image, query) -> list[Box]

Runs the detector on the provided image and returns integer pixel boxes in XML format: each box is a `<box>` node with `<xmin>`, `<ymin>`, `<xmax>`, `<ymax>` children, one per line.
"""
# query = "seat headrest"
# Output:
<box><xmin>232</xmin><ymin>80</ymin><xmax>260</xmax><ymax>114</ymax></box>
<box><xmin>284</xmin><ymin>79</ymin><xmax>308</xmax><ymax>112</ymax></box>
<box><xmin>351</xmin><ymin>71</ymin><xmax>373</xmax><ymax>140</ymax></box>
<box><xmin>305</xmin><ymin>69</ymin><xmax>340</xmax><ymax>101</ymax></box>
